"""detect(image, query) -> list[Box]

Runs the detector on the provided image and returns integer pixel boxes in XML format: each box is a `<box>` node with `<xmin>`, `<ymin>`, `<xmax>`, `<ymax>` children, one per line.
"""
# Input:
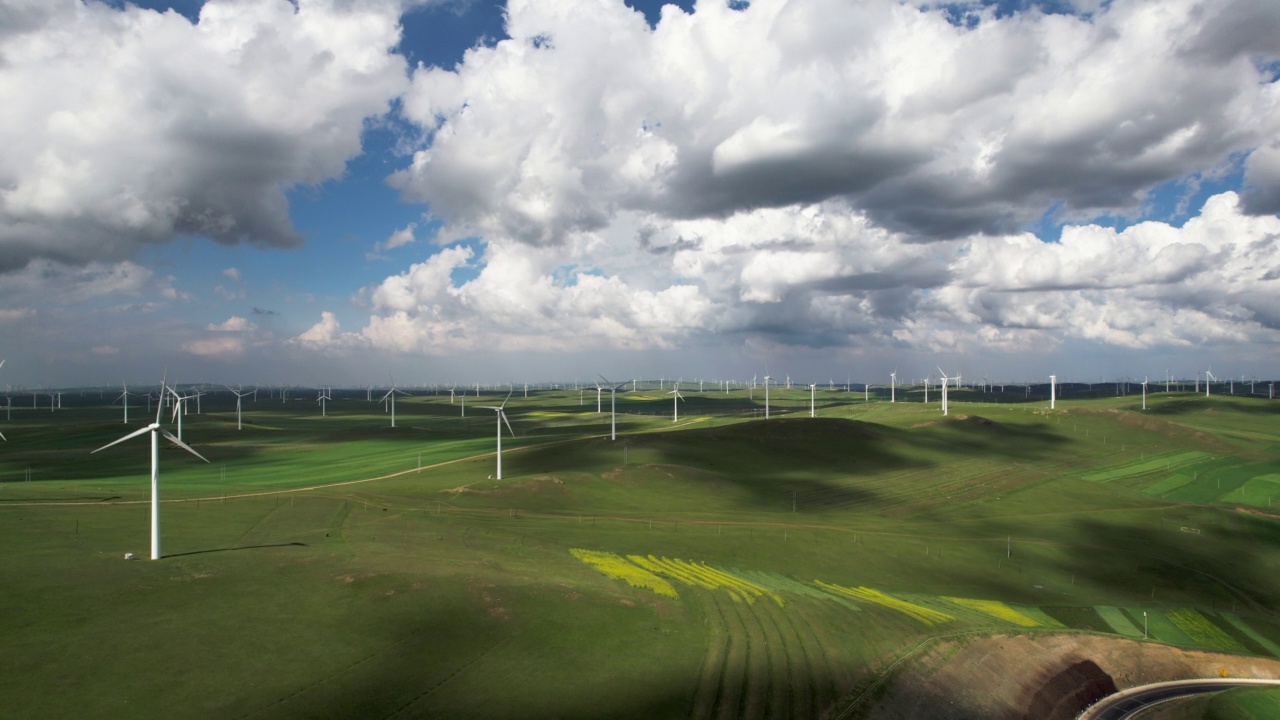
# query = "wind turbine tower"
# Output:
<box><xmin>890</xmin><ymin>371</ymin><xmax>897</xmax><ymax>403</ymax></box>
<box><xmin>669</xmin><ymin>383</ymin><xmax>684</xmax><ymax>422</ymax></box>
<box><xmin>92</xmin><ymin>375</ymin><xmax>208</xmax><ymax>559</ymax></box>
<box><xmin>1050</xmin><ymin>375</ymin><xmax>1057</xmax><ymax>410</ymax></box>
<box><xmin>763</xmin><ymin>375</ymin><xmax>771</xmax><ymax>419</ymax></box>
<box><xmin>477</xmin><ymin>392</ymin><xmax>515</xmax><ymax>480</ymax></box>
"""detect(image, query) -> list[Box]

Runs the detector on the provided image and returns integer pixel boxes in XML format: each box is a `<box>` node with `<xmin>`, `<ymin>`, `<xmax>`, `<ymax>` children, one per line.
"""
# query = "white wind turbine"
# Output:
<box><xmin>1205</xmin><ymin>368</ymin><xmax>1215</xmax><ymax>397</ymax></box>
<box><xmin>225</xmin><ymin>385</ymin><xmax>250</xmax><ymax>430</ymax></box>
<box><xmin>317</xmin><ymin>387</ymin><xmax>331</xmax><ymax>416</ymax></box>
<box><xmin>115</xmin><ymin>382</ymin><xmax>133</xmax><ymax>424</ymax></box>
<box><xmin>809</xmin><ymin>383</ymin><xmax>817</xmax><ymax>418</ymax></box>
<box><xmin>168</xmin><ymin>386</ymin><xmax>195</xmax><ymax>441</ymax></box>
<box><xmin>890</xmin><ymin>370</ymin><xmax>897</xmax><ymax>403</ymax></box>
<box><xmin>381</xmin><ymin>385</ymin><xmax>409</xmax><ymax>428</ymax></box>
<box><xmin>599</xmin><ymin>375</ymin><xmax>628</xmax><ymax>441</ymax></box>
<box><xmin>923</xmin><ymin>376</ymin><xmax>930</xmax><ymax>403</ymax></box>
<box><xmin>763</xmin><ymin>375</ymin><xmax>771</xmax><ymax>419</ymax></box>
<box><xmin>669</xmin><ymin>383</ymin><xmax>684</xmax><ymax>422</ymax></box>
<box><xmin>1050</xmin><ymin>374</ymin><xmax>1057</xmax><ymax>410</ymax></box>
<box><xmin>92</xmin><ymin>374</ymin><xmax>209</xmax><ymax>560</ymax></box>
<box><xmin>1141</xmin><ymin>377</ymin><xmax>1148</xmax><ymax>411</ymax></box>
<box><xmin>595</xmin><ymin>382</ymin><xmax>603</xmax><ymax>414</ymax></box>
<box><xmin>937</xmin><ymin>367</ymin><xmax>952</xmax><ymax>416</ymax></box>
<box><xmin>477</xmin><ymin>392</ymin><xmax>515</xmax><ymax>480</ymax></box>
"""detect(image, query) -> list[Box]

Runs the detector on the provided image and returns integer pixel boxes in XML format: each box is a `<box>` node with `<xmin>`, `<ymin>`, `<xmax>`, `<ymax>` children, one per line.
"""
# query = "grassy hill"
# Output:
<box><xmin>2</xmin><ymin>387</ymin><xmax>1279</xmax><ymax>718</ymax></box>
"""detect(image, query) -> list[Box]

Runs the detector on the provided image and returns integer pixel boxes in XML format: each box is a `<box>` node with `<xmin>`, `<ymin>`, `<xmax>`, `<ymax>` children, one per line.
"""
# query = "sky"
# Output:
<box><xmin>1</xmin><ymin>0</ymin><xmax>1278</xmax><ymax>389</ymax></box>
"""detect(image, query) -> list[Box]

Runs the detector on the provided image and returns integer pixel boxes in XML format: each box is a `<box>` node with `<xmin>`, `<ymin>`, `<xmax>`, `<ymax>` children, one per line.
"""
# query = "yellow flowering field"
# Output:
<box><xmin>942</xmin><ymin>597</ymin><xmax>1040</xmax><ymax>627</ymax></box>
<box><xmin>629</xmin><ymin>555</ymin><xmax>784</xmax><ymax>606</ymax></box>
<box><xmin>569</xmin><ymin>549</ymin><xmax>679</xmax><ymax>599</ymax></box>
<box><xmin>816</xmin><ymin>581</ymin><xmax>953</xmax><ymax>626</ymax></box>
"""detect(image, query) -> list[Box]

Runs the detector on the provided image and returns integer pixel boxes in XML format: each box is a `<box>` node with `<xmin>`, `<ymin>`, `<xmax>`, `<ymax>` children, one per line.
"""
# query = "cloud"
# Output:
<box><xmin>352</xmin><ymin>191</ymin><xmax>1280</xmax><ymax>357</ymax></box>
<box><xmin>391</xmin><ymin>0</ymin><xmax>1280</xmax><ymax>246</ymax></box>
<box><xmin>287</xmin><ymin>311</ymin><xmax>369</xmax><ymax>352</ymax></box>
<box><xmin>222</xmin><ymin>267</ymin><xmax>241</xmax><ymax>282</ymax></box>
<box><xmin>0</xmin><ymin>0</ymin><xmax>409</xmax><ymax>272</ymax></box>
<box><xmin>91</xmin><ymin>345</ymin><xmax>119</xmax><ymax>356</ymax></box>
<box><xmin>207</xmin><ymin>316</ymin><xmax>257</xmax><ymax>332</ymax></box>
<box><xmin>181</xmin><ymin>335</ymin><xmax>246</xmax><ymax>359</ymax></box>
<box><xmin>367</xmin><ymin>222</ymin><xmax>420</xmax><ymax>258</ymax></box>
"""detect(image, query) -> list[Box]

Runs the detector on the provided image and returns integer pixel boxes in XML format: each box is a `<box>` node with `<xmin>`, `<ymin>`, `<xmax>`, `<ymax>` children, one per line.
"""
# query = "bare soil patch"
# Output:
<box><xmin>858</xmin><ymin>632</ymin><xmax>1280</xmax><ymax>720</ymax></box>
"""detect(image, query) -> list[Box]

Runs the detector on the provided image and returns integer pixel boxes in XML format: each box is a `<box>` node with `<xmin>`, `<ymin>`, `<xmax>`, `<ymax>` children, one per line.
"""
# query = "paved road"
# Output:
<box><xmin>1082</xmin><ymin>678</ymin><xmax>1280</xmax><ymax>719</ymax></box>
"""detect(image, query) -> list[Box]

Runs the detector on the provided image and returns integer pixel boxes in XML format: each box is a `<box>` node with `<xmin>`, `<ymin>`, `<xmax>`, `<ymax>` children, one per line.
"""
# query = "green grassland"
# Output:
<box><xmin>2</xmin><ymin>386</ymin><xmax>1280</xmax><ymax>718</ymax></box>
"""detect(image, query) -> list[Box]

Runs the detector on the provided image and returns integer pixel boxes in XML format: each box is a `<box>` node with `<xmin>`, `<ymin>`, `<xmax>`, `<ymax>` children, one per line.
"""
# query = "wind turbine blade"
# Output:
<box><xmin>0</xmin><ymin>430</ymin><xmax>6</xmax><ymax>441</ymax></box>
<box><xmin>500</xmin><ymin>410</ymin><xmax>515</xmax><ymax>437</ymax></box>
<box><xmin>499</xmin><ymin>390</ymin><xmax>513</xmax><ymax>409</ymax></box>
<box><xmin>156</xmin><ymin>370</ymin><xmax>168</xmax><ymax>424</ymax></box>
<box><xmin>160</xmin><ymin>429</ymin><xmax>210</xmax><ymax>463</ymax></box>
<box><xmin>91</xmin><ymin>424</ymin><xmax>154</xmax><ymax>454</ymax></box>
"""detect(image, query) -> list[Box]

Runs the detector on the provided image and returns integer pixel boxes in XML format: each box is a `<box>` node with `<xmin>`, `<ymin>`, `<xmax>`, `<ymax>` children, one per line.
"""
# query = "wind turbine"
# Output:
<box><xmin>595</xmin><ymin>382</ymin><xmax>603</xmax><ymax>414</ymax></box>
<box><xmin>477</xmin><ymin>392</ymin><xmax>515</xmax><ymax>480</ymax></box>
<box><xmin>91</xmin><ymin>374</ymin><xmax>209</xmax><ymax>560</ymax></box>
<box><xmin>225</xmin><ymin>385</ymin><xmax>250</xmax><ymax>430</ymax></box>
<box><xmin>938</xmin><ymin>367</ymin><xmax>951</xmax><ymax>416</ymax></box>
<box><xmin>599</xmin><ymin>375</ymin><xmax>628</xmax><ymax>441</ymax></box>
<box><xmin>1050</xmin><ymin>374</ymin><xmax>1056</xmax><ymax>410</ymax></box>
<box><xmin>763</xmin><ymin>375</ymin><xmax>771</xmax><ymax>419</ymax></box>
<box><xmin>923</xmin><ymin>377</ymin><xmax>930</xmax><ymax>403</ymax></box>
<box><xmin>1205</xmin><ymin>368</ymin><xmax>1215</xmax><ymax>398</ymax></box>
<box><xmin>809</xmin><ymin>383</ymin><xmax>816</xmax><ymax>418</ymax></box>
<box><xmin>381</xmin><ymin>384</ymin><xmax>409</xmax><ymax>427</ymax></box>
<box><xmin>115</xmin><ymin>382</ymin><xmax>133</xmax><ymax>424</ymax></box>
<box><xmin>1141</xmin><ymin>377</ymin><xmax>1148</xmax><ymax>411</ymax></box>
<box><xmin>669</xmin><ymin>383</ymin><xmax>684</xmax><ymax>422</ymax></box>
<box><xmin>317</xmin><ymin>387</ymin><xmax>331</xmax><ymax>416</ymax></box>
<box><xmin>890</xmin><ymin>370</ymin><xmax>897</xmax><ymax>403</ymax></box>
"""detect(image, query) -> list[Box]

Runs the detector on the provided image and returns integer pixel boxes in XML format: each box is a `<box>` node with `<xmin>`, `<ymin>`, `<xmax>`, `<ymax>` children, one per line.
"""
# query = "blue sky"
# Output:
<box><xmin>1</xmin><ymin>0</ymin><xmax>1278</xmax><ymax>388</ymax></box>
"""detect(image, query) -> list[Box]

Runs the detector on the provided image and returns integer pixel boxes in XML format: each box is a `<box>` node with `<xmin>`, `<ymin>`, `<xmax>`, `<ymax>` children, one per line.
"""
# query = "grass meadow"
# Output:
<box><xmin>2</xmin><ymin>384</ymin><xmax>1280</xmax><ymax>718</ymax></box>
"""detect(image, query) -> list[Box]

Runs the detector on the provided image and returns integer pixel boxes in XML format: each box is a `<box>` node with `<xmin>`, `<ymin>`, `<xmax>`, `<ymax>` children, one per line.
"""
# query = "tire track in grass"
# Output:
<box><xmin>789</xmin><ymin>607</ymin><xmax>840</xmax><ymax>715</ymax></box>
<box><xmin>728</xmin><ymin>598</ymin><xmax>768</xmax><ymax>720</ymax></box>
<box><xmin>713</xmin><ymin>594</ymin><xmax>747</xmax><ymax>720</ymax></box>
<box><xmin>380</xmin><ymin>637</ymin><xmax>512</xmax><ymax>719</ymax></box>
<box><xmin>768</xmin><ymin>597</ymin><xmax>808</xmax><ymax>712</ymax></box>
<box><xmin>748</xmin><ymin>598</ymin><xmax>788</xmax><ymax>720</ymax></box>
<box><xmin>690</xmin><ymin>591</ymin><xmax>729</xmax><ymax>720</ymax></box>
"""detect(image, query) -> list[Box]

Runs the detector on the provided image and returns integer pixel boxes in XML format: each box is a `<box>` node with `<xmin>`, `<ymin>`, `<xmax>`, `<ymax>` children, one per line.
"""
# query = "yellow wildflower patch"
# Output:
<box><xmin>942</xmin><ymin>597</ymin><xmax>1039</xmax><ymax>627</ymax></box>
<box><xmin>569</xmin><ymin>549</ymin><xmax>679</xmax><ymax>599</ymax></box>
<box><xmin>816</xmin><ymin>581</ymin><xmax>953</xmax><ymax>626</ymax></box>
<box><xmin>628</xmin><ymin>555</ymin><xmax>784</xmax><ymax>606</ymax></box>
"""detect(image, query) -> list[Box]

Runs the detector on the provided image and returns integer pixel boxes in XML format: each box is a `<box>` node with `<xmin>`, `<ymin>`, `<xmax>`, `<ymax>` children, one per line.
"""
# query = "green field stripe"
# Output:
<box><xmin>1096</xmin><ymin>606</ymin><xmax>1143</xmax><ymax>638</ymax></box>
<box><xmin>1166</xmin><ymin>608</ymin><xmax>1248</xmax><ymax>652</ymax></box>
<box><xmin>1139</xmin><ymin>610</ymin><xmax>1198</xmax><ymax>647</ymax></box>
<box><xmin>1218</xmin><ymin>474</ymin><xmax>1280</xmax><ymax>508</ymax></box>
<box><xmin>1222</xmin><ymin>614</ymin><xmax>1280</xmax><ymax>658</ymax></box>
<box><xmin>1080</xmin><ymin>451</ymin><xmax>1211</xmax><ymax>483</ymax></box>
<box><xmin>1041</xmin><ymin>606</ymin><xmax>1112</xmax><ymax>633</ymax></box>
<box><xmin>1141</xmin><ymin>474</ymin><xmax>1195</xmax><ymax>496</ymax></box>
<box><xmin>1009</xmin><ymin>605</ymin><xmax>1067</xmax><ymax>629</ymax></box>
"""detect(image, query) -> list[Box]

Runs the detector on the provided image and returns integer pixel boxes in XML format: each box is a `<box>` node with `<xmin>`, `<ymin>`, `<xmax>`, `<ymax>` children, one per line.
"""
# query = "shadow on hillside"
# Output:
<box><xmin>1052</xmin><ymin>516</ymin><xmax>1280</xmax><ymax>614</ymax></box>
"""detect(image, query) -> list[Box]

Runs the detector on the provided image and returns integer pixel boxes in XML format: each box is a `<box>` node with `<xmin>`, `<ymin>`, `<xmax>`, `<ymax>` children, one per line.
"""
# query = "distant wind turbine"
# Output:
<box><xmin>890</xmin><ymin>371</ymin><xmax>897</xmax><ymax>403</ymax></box>
<box><xmin>225</xmin><ymin>385</ymin><xmax>250</xmax><ymax>430</ymax></box>
<box><xmin>477</xmin><ymin>392</ymin><xmax>515</xmax><ymax>480</ymax></box>
<box><xmin>1050</xmin><ymin>374</ymin><xmax>1056</xmax><ymax>410</ymax></box>
<box><xmin>599</xmin><ymin>375</ymin><xmax>628</xmax><ymax>441</ymax></box>
<box><xmin>1141</xmin><ymin>377</ymin><xmax>1148</xmax><ymax>411</ymax></box>
<box><xmin>669</xmin><ymin>383</ymin><xmax>684</xmax><ymax>422</ymax></box>
<box><xmin>381</xmin><ymin>384</ymin><xmax>409</xmax><ymax>428</ymax></box>
<box><xmin>115</xmin><ymin>382</ymin><xmax>133</xmax><ymax>424</ymax></box>
<box><xmin>810</xmin><ymin>383</ymin><xmax>817</xmax><ymax>418</ymax></box>
<box><xmin>92</xmin><ymin>373</ymin><xmax>209</xmax><ymax>560</ymax></box>
<box><xmin>763</xmin><ymin>375</ymin><xmax>771</xmax><ymax>419</ymax></box>
<box><xmin>938</xmin><ymin>367</ymin><xmax>952</xmax><ymax>416</ymax></box>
